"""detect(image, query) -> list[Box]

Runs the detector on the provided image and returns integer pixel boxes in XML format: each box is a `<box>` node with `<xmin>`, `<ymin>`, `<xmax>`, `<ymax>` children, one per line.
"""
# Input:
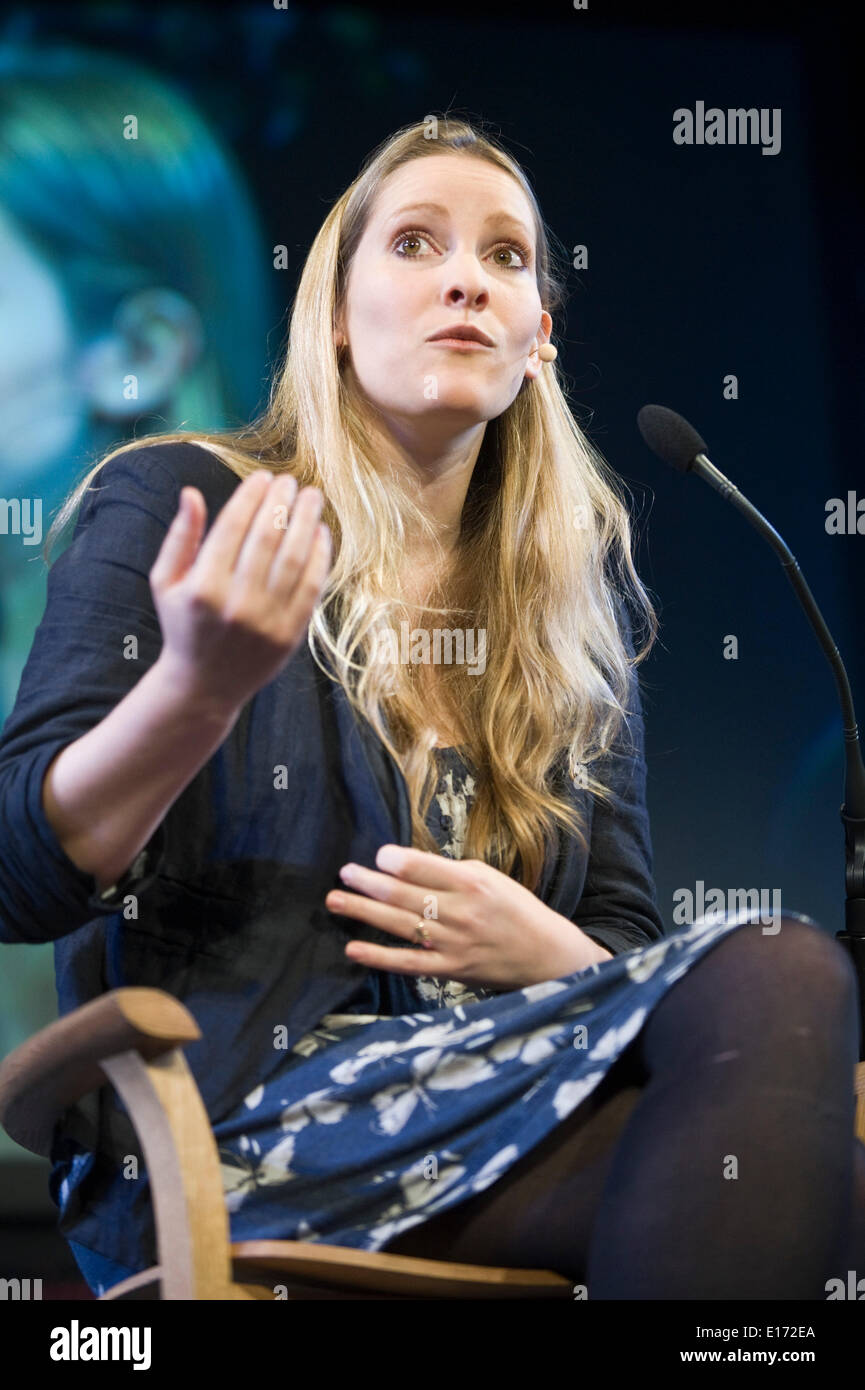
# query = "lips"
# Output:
<box><xmin>427</xmin><ymin>324</ymin><xmax>494</xmax><ymax>346</ymax></box>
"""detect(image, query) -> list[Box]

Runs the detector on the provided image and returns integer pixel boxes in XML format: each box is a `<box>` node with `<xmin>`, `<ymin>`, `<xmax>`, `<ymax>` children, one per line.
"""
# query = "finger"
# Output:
<box><xmin>149</xmin><ymin>486</ymin><xmax>206</xmax><ymax>589</ymax></box>
<box><xmin>233</xmin><ymin>472</ymin><xmax>299</xmax><ymax>588</ymax></box>
<box><xmin>373</xmin><ymin>844</ymin><xmax>476</xmax><ymax>894</ymax></box>
<box><xmin>268</xmin><ymin>504</ymin><xmax>331</xmax><ymax>598</ymax></box>
<box><xmin>333</xmin><ymin>862</ymin><xmax>430</xmax><ymax>922</ymax></box>
<box><xmin>289</xmin><ymin>521</ymin><xmax>332</xmax><ymax>608</ymax></box>
<box><xmin>304</xmin><ymin>522</ymin><xmax>333</xmax><ymax>591</ymax></box>
<box><xmin>193</xmin><ymin>468</ymin><xmax>274</xmax><ymax>584</ymax></box>
<box><xmin>325</xmin><ymin>888</ymin><xmax>433</xmax><ymax>943</ymax></box>
<box><xmin>264</xmin><ymin>521</ymin><xmax>332</xmax><ymax>647</ymax></box>
<box><xmin>344</xmin><ymin>941</ymin><xmax>449</xmax><ymax>975</ymax></box>
<box><xmin>265</xmin><ymin>486</ymin><xmax>324</xmax><ymax>600</ymax></box>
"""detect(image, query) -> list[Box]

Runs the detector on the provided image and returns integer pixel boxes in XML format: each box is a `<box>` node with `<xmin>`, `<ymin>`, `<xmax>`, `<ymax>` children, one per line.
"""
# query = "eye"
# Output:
<box><xmin>392</xmin><ymin>229</ymin><xmax>435</xmax><ymax>259</ymax></box>
<box><xmin>391</xmin><ymin>227</ymin><xmax>531</xmax><ymax>271</ymax></box>
<box><xmin>490</xmin><ymin>242</ymin><xmax>531</xmax><ymax>270</ymax></box>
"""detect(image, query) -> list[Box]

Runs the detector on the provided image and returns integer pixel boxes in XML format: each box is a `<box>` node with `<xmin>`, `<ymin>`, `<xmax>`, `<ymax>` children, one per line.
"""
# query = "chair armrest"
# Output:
<box><xmin>0</xmin><ymin>986</ymin><xmax>233</xmax><ymax>1298</ymax></box>
<box><xmin>0</xmin><ymin>987</ymin><xmax>200</xmax><ymax>1157</ymax></box>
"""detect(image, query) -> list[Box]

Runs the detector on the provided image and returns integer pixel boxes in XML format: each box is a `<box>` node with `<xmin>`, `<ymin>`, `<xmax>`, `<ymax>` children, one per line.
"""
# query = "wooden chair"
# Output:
<box><xmin>2</xmin><ymin>987</ymin><xmax>864</xmax><ymax>1300</ymax></box>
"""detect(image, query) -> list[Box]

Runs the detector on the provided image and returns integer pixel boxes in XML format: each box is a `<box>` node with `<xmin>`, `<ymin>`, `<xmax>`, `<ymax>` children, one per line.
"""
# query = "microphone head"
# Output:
<box><xmin>637</xmin><ymin>404</ymin><xmax>708</xmax><ymax>473</ymax></box>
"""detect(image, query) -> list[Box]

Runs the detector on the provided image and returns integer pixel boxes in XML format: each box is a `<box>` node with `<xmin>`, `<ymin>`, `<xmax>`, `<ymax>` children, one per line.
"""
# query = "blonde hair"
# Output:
<box><xmin>44</xmin><ymin>115</ymin><xmax>658</xmax><ymax>893</ymax></box>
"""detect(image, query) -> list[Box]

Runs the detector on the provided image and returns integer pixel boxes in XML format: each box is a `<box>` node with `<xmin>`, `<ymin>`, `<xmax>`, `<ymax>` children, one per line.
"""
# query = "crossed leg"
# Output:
<box><xmin>384</xmin><ymin>918</ymin><xmax>865</xmax><ymax>1299</ymax></box>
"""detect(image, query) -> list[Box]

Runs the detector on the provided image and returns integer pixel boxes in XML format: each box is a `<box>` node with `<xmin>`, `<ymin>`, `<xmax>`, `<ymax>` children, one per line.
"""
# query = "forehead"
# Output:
<box><xmin>371</xmin><ymin>154</ymin><xmax>536</xmax><ymax>236</ymax></box>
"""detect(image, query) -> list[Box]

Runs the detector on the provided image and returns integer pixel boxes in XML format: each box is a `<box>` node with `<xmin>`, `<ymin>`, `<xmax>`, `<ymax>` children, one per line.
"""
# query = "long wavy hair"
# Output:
<box><xmin>44</xmin><ymin>115</ymin><xmax>658</xmax><ymax>893</ymax></box>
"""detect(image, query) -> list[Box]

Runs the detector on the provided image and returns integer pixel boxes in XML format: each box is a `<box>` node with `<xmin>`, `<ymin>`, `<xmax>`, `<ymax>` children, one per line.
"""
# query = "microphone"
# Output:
<box><xmin>637</xmin><ymin>403</ymin><xmax>865</xmax><ymax>1053</ymax></box>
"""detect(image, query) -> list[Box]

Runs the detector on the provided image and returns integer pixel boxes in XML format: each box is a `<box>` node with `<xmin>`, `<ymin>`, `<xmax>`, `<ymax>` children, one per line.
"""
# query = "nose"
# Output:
<box><xmin>442</xmin><ymin>282</ymin><xmax>490</xmax><ymax>312</ymax></box>
<box><xmin>440</xmin><ymin>251</ymin><xmax>490</xmax><ymax>309</ymax></box>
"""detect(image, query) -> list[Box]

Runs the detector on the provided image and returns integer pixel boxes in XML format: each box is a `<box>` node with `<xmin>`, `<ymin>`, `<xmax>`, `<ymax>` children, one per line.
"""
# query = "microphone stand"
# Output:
<box><xmin>638</xmin><ymin>406</ymin><xmax>865</xmax><ymax>1061</ymax></box>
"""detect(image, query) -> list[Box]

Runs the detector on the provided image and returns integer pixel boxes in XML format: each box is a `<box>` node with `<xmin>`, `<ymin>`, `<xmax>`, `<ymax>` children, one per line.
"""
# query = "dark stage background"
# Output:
<box><xmin>0</xmin><ymin>0</ymin><xmax>861</xmax><ymax>1294</ymax></box>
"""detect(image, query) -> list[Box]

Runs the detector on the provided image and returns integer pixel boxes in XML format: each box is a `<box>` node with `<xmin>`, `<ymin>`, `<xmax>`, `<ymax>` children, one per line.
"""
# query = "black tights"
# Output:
<box><xmin>383</xmin><ymin>918</ymin><xmax>865</xmax><ymax>1299</ymax></box>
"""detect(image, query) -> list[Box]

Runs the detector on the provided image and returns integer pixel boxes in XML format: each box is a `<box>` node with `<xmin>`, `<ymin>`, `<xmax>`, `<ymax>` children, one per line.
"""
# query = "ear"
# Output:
<box><xmin>524</xmin><ymin>310</ymin><xmax>554</xmax><ymax>382</ymax></box>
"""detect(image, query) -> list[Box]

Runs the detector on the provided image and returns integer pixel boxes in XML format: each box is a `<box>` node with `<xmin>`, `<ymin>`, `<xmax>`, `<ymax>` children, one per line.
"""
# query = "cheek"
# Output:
<box><xmin>349</xmin><ymin>267</ymin><xmax>416</xmax><ymax>344</ymax></box>
<box><xmin>511</xmin><ymin>297</ymin><xmax>543</xmax><ymax>350</ymax></box>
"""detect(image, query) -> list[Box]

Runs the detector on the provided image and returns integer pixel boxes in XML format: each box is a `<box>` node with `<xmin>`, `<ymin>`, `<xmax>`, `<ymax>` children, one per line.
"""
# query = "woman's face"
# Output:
<box><xmin>337</xmin><ymin>154</ymin><xmax>552</xmax><ymax>436</ymax></box>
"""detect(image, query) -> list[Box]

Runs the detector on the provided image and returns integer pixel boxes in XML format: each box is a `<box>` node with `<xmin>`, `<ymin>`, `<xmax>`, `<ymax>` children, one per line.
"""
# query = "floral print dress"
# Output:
<box><xmin>214</xmin><ymin>744</ymin><xmax>802</xmax><ymax>1253</ymax></box>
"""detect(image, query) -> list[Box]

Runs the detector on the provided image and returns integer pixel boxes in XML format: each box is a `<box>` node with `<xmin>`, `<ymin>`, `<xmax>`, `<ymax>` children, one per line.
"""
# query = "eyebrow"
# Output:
<box><xmin>383</xmin><ymin>201</ymin><xmax>535</xmax><ymax>246</ymax></box>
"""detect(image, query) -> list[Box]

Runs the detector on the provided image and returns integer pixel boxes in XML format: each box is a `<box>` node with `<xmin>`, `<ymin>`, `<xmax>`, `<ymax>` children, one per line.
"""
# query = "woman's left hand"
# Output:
<box><xmin>324</xmin><ymin>844</ymin><xmax>608</xmax><ymax>992</ymax></box>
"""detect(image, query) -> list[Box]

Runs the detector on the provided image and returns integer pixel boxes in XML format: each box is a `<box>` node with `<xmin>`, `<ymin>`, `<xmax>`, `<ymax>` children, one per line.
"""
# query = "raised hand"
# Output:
<box><xmin>149</xmin><ymin>469</ymin><xmax>332</xmax><ymax>717</ymax></box>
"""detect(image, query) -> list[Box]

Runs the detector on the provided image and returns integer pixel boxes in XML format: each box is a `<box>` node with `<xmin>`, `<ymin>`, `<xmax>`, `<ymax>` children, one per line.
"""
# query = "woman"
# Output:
<box><xmin>2</xmin><ymin>116</ymin><xmax>863</xmax><ymax>1299</ymax></box>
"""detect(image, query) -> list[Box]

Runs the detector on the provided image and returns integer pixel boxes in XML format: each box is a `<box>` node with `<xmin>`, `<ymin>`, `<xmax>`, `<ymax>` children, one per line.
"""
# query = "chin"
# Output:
<box><xmin>421</xmin><ymin>402</ymin><xmax>490</xmax><ymax>429</ymax></box>
<box><xmin>425</xmin><ymin>385</ymin><xmax>496</xmax><ymax>414</ymax></box>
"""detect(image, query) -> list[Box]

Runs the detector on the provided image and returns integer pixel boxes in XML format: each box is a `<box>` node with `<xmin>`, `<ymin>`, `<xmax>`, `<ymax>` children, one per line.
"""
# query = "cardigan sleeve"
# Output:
<box><xmin>570</xmin><ymin>598</ymin><xmax>666</xmax><ymax>958</ymax></box>
<box><xmin>0</xmin><ymin>444</ymin><xmax>200</xmax><ymax>944</ymax></box>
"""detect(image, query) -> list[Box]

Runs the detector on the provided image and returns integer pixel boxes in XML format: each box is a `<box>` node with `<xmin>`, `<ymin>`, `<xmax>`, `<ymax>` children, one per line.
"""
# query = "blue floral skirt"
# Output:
<box><xmin>215</xmin><ymin>908</ymin><xmax>815</xmax><ymax>1253</ymax></box>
